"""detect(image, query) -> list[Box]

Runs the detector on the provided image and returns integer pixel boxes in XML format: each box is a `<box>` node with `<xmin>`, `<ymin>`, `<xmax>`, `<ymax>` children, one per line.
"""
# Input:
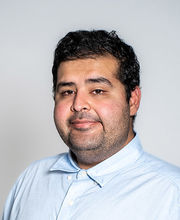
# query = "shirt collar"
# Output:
<box><xmin>49</xmin><ymin>152</ymin><xmax>80</xmax><ymax>173</ymax></box>
<box><xmin>50</xmin><ymin>134</ymin><xmax>143</xmax><ymax>187</ymax></box>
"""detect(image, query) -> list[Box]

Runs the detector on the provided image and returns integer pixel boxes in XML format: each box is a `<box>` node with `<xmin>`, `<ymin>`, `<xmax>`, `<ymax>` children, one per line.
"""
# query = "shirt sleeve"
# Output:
<box><xmin>2</xmin><ymin>166</ymin><xmax>30</xmax><ymax>220</ymax></box>
<box><xmin>2</xmin><ymin>182</ymin><xmax>17</xmax><ymax>220</ymax></box>
<box><xmin>171</xmin><ymin>186</ymin><xmax>180</xmax><ymax>220</ymax></box>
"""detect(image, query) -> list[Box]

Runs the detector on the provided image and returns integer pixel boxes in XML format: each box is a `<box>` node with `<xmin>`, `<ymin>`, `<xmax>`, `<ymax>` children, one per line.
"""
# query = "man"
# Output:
<box><xmin>3</xmin><ymin>30</ymin><xmax>180</xmax><ymax>219</ymax></box>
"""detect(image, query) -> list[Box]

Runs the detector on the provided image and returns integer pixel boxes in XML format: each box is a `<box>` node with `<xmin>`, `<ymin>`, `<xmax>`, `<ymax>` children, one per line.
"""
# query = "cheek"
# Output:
<box><xmin>96</xmin><ymin>101</ymin><xmax>123</xmax><ymax>120</ymax></box>
<box><xmin>54</xmin><ymin>102</ymin><xmax>70</xmax><ymax>123</ymax></box>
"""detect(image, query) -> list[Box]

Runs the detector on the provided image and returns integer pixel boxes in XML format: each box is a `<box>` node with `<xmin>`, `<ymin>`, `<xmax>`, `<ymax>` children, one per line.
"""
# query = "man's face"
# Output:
<box><xmin>54</xmin><ymin>56</ymin><xmax>138</xmax><ymax>168</ymax></box>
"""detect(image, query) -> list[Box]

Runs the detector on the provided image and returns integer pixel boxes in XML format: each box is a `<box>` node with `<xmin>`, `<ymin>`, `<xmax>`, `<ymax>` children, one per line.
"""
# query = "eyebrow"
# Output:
<box><xmin>56</xmin><ymin>82</ymin><xmax>75</xmax><ymax>91</ymax></box>
<box><xmin>85</xmin><ymin>77</ymin><xmax>113</xmax><ymax>87</ymax></box>
<box><xmin>56</xmin><ymin>77</ymin><xmax>113</xmax><ymax>91</ymax></box>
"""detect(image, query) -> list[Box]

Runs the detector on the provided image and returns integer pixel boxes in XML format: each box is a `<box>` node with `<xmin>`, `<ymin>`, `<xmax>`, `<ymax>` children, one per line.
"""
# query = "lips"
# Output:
<box><xmin>70</xmin><ymin>119</ymin><xmax>99</xmax><ymax>130</ymax></box>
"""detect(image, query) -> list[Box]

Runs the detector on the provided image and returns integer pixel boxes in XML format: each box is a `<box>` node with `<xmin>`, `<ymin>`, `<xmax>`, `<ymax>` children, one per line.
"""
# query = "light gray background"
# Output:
<box><xmin>1</xmin><ymin>0</ymin><xmax>180</xmax><ymax>214</ymax></box>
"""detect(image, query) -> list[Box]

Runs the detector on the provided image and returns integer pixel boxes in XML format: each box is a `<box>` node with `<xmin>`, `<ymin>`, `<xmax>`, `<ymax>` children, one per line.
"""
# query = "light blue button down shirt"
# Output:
<box><xmin>2</xmin><ymin>135</ymin><xmax>180</xmax><ymax>219</ymax></box>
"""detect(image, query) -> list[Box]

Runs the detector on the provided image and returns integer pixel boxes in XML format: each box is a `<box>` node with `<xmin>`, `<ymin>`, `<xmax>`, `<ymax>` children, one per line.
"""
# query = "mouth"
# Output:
<box><xmin>70</xmin><ymin>119</ymin><xmax>100</xmax><ymax>130</ymax></box>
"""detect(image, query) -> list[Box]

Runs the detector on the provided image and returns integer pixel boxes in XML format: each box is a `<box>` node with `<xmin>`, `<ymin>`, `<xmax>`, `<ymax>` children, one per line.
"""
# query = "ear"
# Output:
<box><xmin>129</xmin><ymin>86</ymin><xmax>141</xmax><ymax>116</ymax></box>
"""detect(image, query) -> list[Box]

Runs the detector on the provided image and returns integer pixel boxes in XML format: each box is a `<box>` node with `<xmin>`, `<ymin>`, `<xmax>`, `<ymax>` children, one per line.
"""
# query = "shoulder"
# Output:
<box><xmin>25</xmin><ymin>153</ymin><xmax>67</xmax><ymax>170</ymax></box>
<box><xmin>140</xmin><ymin>151</ymin><xmax>180</xmax><ymax>188</ymax></box>
<box><xmin>2</xmin><ymin>153</ymin><xmax>68</xmax><ymax>219</ymax></box>
<box><xmin>22</xmin><ymin>152</ymin><xmax>68</xmax><ymax>173</ymax></box>
<box><xmin>13</xmin><ymin>153</ymin><xmax>68</xmax><ymax>188</ymax></box>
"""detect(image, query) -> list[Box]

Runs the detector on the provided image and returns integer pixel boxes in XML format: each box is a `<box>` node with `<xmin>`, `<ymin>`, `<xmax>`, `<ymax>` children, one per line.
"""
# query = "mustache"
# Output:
<box><xmin>68</xmin><ymin>112</ymin><xmax>102</xmax><ymax>124</ymax></box>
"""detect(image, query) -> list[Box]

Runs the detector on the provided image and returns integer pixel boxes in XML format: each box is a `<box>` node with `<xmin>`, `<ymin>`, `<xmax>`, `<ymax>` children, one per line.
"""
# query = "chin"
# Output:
<box><xmin>68</xmin><ymin>140</ymin><xmax>102</xmax><ymax>152</ymax></box>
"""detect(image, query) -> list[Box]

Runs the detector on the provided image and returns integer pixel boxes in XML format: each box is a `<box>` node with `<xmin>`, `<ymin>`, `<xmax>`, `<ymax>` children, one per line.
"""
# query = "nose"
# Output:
<box><xmin>70</xmin><ymin>92</ymin><xmax>91</xmax><ymax>112</ymax></box>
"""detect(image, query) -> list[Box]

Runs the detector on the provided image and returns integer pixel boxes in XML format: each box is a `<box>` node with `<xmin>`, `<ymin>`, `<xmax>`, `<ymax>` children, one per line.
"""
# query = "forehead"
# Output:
<box><xmin>57</xmin><ymin>56</ymin><xmax>119</xmax><ymax>81</ymax></box>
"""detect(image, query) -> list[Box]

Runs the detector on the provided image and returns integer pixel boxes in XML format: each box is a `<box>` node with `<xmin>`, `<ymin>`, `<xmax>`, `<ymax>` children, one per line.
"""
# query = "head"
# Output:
<box><xmin>52</xmin><ymin>30</ymin><xmax>141</xmax><ymax>169</ymax></box>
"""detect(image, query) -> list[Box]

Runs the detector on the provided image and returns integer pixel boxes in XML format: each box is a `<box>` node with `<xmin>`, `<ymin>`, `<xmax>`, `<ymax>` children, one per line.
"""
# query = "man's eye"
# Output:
<box><xmin>92</xmin><ymin>89</ymin><xmax>105</xmax><ymax>95</ymax></box>
<box><xmin>60</xmin><ymin>90</ymin><xmax>75</xmax><ymax>96</ymax></box>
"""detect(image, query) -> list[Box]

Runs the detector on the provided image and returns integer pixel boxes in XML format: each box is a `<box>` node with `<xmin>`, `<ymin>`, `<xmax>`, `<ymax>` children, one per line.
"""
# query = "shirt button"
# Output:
<box><xmin>67</xmin><ymin>175</ymin><xmax>72</xmax><ymax>180</ymax></box>
<box><xmin>81</xmin><ymin>171</ymin><xmax>86</xmax><ymax>177</ymax></box>
<box><xmin>68</xmin><ymin>200</ymin><xmax>74</xmax><ymax>206</ymax></box>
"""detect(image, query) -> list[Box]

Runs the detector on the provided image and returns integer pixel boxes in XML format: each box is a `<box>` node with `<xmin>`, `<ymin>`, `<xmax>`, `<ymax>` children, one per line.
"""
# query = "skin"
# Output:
<box><xmin>54</xmin><ymin>55</ymin><xmax>141</xmax><ymax>169</ymax></box>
